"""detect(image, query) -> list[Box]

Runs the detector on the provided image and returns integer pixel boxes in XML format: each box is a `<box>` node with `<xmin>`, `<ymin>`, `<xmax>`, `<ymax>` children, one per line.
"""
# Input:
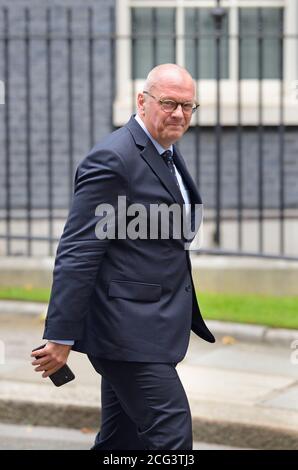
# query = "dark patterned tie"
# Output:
<box><xmin>161</xmin><ymin>150</ymin><xmax>180</xmax><ymax>188</ymax></box>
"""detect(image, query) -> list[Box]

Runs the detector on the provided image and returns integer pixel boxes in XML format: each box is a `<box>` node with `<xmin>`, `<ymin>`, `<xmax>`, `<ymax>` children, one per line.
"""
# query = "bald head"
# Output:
<box><xmin>144</xmin><ymin>64</ymin><xmax>196</xmax><ymax>98</ymax></box>
<box><xmin>137</xmin><ymin>63</ymin><xmax>197</xmax><ymax>148</ymax></box>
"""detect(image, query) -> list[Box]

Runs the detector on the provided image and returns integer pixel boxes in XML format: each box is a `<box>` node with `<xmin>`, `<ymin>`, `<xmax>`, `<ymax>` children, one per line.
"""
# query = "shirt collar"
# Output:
<box><xmin>135</xmin><ymin>114</ymin><xmax>173</xmax><ymax>156</ymax></box>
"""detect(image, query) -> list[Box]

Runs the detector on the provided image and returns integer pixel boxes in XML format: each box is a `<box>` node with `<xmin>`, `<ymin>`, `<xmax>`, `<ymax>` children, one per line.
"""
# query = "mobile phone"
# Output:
<box><xmin>32</xmin><ymin>343</ymin><xmax>75</xmax><ymax>387</ymax></box>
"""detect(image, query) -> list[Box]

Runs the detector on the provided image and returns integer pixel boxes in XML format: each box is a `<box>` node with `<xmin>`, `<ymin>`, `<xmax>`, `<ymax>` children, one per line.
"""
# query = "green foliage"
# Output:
<box><xmin>0</xmin><ymin>286</ymin><xmax>297</xmax><ymax>329</ymax></box>
<box><xmin>198</xmin><ymin>291</ymin><xmax>298</xmax><ymax>329</ymax></box>
<box><xmin>0</xmin><ymin>286</ymin><xmax>50</xmax><ymax>303</ymax></box>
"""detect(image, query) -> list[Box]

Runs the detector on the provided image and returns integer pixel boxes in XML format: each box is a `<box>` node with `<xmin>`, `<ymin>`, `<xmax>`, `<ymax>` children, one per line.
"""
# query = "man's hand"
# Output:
<box><xmin>31</xmin><ymin>342</ymin><xmax>72</xmax><ymax>378</ymax></box>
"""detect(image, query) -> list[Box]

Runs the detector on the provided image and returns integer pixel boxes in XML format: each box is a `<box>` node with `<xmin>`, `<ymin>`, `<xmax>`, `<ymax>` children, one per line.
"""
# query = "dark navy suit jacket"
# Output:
<box><xmin>43</xmin><ymin>116</ymin><xmax>215</xmax><ymax>362</ymax></box>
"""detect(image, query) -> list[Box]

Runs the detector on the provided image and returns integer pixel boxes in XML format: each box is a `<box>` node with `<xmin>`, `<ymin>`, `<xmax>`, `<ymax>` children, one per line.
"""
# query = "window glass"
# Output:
<box><xmin>240</xmin><ymin>8</ymin><xmax>283</xmax><ymax>79</ymax></box>
<box><xmin>185</xmin><ymin>8</ymin><xmax>229</xmax><ymax>79</ymax></box>
<box><xmin>131</xmin><ymin>6</ymin><xmax>283</xmax><ymax>80</ymax></box>
<box><xmin>132</xmin><ymin>8</ymin><xmax>175</xmax><ymax>79</ymax></box>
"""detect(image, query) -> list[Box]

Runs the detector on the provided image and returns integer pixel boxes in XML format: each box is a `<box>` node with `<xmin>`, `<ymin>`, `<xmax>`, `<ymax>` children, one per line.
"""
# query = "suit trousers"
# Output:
<box><xmin>87</xmin><ymin>356</ymin><xmax>193</xmax><ymax>450</ymax></box>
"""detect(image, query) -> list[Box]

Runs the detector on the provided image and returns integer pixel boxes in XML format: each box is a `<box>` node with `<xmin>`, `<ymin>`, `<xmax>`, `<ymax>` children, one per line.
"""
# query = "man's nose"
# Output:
<box><xmin>171</xmin><ymin>104</ymin><xmax>184</xmax><ymax>118</ymax></box>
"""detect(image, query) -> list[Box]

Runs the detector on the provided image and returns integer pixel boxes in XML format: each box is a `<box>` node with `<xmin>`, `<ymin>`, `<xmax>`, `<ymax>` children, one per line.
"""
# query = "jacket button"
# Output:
<box><xmin>185</xmin><ymin>285</ymin><xmax>191</xmax><ymax>292</ymax></box>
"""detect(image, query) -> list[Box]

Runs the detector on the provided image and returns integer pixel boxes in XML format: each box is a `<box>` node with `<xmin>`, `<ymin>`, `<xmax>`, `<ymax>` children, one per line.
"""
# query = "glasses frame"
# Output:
<box><xmin>143</xmin><ymin>91</ymin><xmax>200</xmax><ymax>115</ymax></box>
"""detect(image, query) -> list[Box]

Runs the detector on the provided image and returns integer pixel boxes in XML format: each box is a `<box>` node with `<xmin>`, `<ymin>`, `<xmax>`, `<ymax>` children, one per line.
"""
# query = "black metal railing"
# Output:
<box><xmin>0</xmin><ymin>5</ymin><xmax>297</xmax><ymax>260</ymax></box>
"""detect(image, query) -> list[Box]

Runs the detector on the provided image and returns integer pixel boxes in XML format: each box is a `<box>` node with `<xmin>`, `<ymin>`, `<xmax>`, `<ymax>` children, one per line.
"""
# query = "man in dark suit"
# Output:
<box><xmin>31</xmin><ymin>63</ymin><xmax>215</xmax><ymax>450</ymax></box>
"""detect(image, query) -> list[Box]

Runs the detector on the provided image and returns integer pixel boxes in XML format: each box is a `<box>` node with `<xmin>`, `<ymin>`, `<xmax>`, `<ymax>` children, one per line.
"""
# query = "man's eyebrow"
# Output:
<box><xmin>160</xmin><ymin>96</ymin><xmax>194</xmax><ymax>102</ymax></box>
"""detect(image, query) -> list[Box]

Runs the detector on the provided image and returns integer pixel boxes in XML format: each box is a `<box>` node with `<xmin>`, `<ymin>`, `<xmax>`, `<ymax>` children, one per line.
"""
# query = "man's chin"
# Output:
<box><xmin>161</xmin><ymin>127</ymin><xmax>186</xmax><ymax>145</ymax></box>
<box><xmin>168</xmin><ymin>129</ymin><xmax>184</xmax><ymax>140</ymax></box>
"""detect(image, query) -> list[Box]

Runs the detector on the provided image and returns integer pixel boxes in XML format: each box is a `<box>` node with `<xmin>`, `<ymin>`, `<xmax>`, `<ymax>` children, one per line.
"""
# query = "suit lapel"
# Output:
<box><xmin>140</xmin><ymin>143</ymin><xmax>185</xmax><ymax>206</ymax></box>
<box><xmin>126</xmin><ymin>116</ymin><xmax>185</xmax><ymax>206</ymax></box>
<box><xmin>173</xmin><ymin>145</ymin><xmax>203</xmax><ymax>237</ymax></box>
<box><xmin>126</xmin><ymin>116</ymin><xmax>203</xmax><ymax>240</ymax></box>
<box><xmin>172</xmin><ymin>145</ymin><xmax>202</xmax><ymax>205</ymax></box>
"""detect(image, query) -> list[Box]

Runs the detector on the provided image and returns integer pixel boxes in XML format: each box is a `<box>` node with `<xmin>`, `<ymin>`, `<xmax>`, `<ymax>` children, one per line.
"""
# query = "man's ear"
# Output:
<box><xmin>137</xmin><ymin>92</ymin><xmax>146</xmax><ymax>116</ymax></box>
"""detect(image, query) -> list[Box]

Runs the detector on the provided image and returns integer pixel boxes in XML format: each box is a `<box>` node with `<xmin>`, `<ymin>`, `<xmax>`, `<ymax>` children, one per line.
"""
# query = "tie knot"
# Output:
<box><xmin>161</xmin><ymin>150</ymin><xmax>173</xmax><ymax>163</ymax></box>
<box><xmin>161</xmin><ymin>149</ymin><xmax>180</xmax><ymax>187</ymax></box>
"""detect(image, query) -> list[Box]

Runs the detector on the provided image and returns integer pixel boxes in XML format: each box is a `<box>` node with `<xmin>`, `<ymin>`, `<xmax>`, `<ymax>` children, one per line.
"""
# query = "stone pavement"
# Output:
<box><xmin>0</xmin><ymin>302</ymin><xmax>298</xmax><ymax>450</ymax></box>
<box><xmin>0</xmin><ymin>422</ymin><xmax>243</xmax><ymax>450</ymax></box>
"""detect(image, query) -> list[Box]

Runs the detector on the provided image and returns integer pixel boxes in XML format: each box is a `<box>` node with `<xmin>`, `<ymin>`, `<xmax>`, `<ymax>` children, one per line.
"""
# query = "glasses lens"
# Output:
<box><xmin>160</xmin><ymin>99</ymin><xmax>198</xmax><ymax>114</ymax></box>
<box><xmin>161</xmin><ymin>100</ymin><xmax>176</xmax><ymax>112</ymax></box>
<box><xmin>182</xmin><ymin>103</ymin><xmax>194</xmax><ymax>114</ymax></box>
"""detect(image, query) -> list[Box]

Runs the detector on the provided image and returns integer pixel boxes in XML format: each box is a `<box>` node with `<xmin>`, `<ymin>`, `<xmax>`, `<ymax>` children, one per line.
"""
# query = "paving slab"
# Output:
<box><xmin>0</xmin><ymin>310</ymin><xmax>298</xmax><ymax>449</ymax></box>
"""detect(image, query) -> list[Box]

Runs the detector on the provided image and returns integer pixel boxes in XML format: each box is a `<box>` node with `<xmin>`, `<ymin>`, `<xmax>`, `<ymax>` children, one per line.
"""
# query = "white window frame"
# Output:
<box><xmin>114</xmin><ymin>0</ymin><xmax>298</xmax><ymax>126</ymax></box>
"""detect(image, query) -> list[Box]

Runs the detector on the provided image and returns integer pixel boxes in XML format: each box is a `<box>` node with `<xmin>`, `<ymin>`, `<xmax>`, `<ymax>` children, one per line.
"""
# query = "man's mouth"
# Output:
<box><xmin>167</xmin><ymin>123</ymin><xmax>183</xmax><ymax>128</ymax></box>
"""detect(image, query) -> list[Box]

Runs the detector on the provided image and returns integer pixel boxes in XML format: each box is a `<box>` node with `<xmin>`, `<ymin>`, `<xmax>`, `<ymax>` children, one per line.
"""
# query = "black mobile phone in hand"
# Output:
<box><xmin>32</xmin><ymin>344</ymin><xmax>75</xmax><ymax>387</ymax></box>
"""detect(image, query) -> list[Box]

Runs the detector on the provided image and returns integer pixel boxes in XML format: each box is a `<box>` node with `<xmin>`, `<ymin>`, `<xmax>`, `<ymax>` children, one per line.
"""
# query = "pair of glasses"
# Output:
<box><xmin>143</xmin><ymin>91</ymin><xmax>199</xmax><ymax>115</ymax></box>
